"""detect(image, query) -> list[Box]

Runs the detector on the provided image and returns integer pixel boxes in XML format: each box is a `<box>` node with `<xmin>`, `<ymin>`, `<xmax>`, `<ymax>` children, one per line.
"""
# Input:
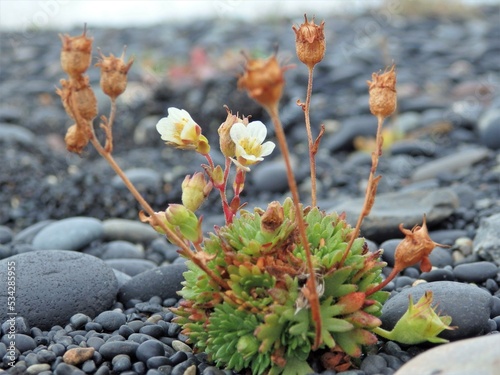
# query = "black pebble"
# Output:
<box><xmin>453</xmin><ymin>261</ymin><xmax>499</xmax><ymax>283</ymax></box>
<box><xmin>136</xmin><ymin>339</ymin><xmax>165</xmax><ymax>363</ymax></box>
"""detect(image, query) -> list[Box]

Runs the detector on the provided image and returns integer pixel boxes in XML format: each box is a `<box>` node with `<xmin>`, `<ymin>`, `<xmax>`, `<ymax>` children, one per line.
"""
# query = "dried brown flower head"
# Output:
<box><xmin>218</xmin><ymin>105</ymin><xmax>250</xmax><ymax>158</ymax></box>
<box><xmin>237</xmin><ymin>54</ymin><xmax>287</xmax><ymax>110</ymax></box>
<box><xmin>292</xmin><ymin>14</ymin><xmax>325</xmax><ymax>69</ymax></box>
<box><xmin>64</xmin><ymin>124</ymin><xmax>90</xmax><ymax>154</ymax></box>
<box><xmin>59</xmin><ymin>29</ymin><xmax>93</xmax><ymax>78</ymax></box>
<box><xmin>260</xmin><ymin>201</ymin><xmax>285</xmax><ymax>233</ymax></box>
<box><xmin>394</xmin><ymin>215</ymin><xmax>447</xmax><ymax>272</ymax></box>
<box><xmin>367</xmin><ymin>64</ymin><xmax>397</xmax><ymax>119</ymax></box>
<box><xmin>56</xmin><ymin>77</ymin><xmax>97</xmax><ymax>122</ymax></box>
<box><xmin>95</xmin><ymin>49</ymin><xmax>134</xmax><ymax>99</ymax></box>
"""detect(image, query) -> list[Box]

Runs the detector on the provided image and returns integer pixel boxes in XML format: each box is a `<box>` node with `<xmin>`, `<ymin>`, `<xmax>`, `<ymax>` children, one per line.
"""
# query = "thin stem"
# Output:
<box><xmin>265</xmin><ymin>103</ymin><xmax>322</xmax><ymax>350</ymax></box>
<box><xmin>304</xmin><ymin>66</ymin><xmax>317</xmax><ymax>207</ymax></box>
<box><xmin>102</xmin><ymin>99</ymin><xmax>117</xmax><ymax>152</ymax></box>
<box><xmin>340</xmin><ymin>115</ymin><xmax>385</xmax><ymax>267</ymax></box>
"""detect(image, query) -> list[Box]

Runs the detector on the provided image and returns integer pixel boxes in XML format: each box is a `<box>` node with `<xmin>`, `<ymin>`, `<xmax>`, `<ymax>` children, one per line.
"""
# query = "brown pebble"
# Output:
<box><xmin>63</xmin><ymin>347</ymin><xmax>95</xmax><ymax>365</ymax></box>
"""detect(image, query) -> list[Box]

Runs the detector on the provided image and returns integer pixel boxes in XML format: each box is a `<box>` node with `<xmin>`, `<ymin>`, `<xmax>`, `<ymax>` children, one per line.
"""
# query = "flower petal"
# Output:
<box><xmin>260</xmin><ymin>141</ymin><xmax>276</xmax><ymax>157</ymax></box>
<box><xmin>229</xmin><ymin>122</ymin><xmax>247</xmax><ymax>143</ymax></box>
<box><xmin>156</xmin><ymin>117</ymin><xmax>176</xmax><ymax>142</ymax></box>
<box><xmin>246</xmin><ymin>121</ymin><xmax>267</xmax><ymax>143</ymax></box>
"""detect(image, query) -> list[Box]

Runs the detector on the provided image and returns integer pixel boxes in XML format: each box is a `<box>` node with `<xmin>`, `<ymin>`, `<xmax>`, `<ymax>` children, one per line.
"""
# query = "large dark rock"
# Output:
<box><xmin>0</xmin><ymin>250</ymin><xmax>118</xmax><ymax>330</ymax></box>
<box><xmin>380</xmin><ymin>281</ymin><xmax>493</xmax><ymax>341</ymax></box>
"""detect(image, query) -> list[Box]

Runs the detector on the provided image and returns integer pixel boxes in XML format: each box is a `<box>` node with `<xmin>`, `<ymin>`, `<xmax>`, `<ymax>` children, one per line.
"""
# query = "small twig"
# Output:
<box><xmin>303</xmin><ymin>67</ymin><xmax>317</xmax><ymax>207</ymax></box>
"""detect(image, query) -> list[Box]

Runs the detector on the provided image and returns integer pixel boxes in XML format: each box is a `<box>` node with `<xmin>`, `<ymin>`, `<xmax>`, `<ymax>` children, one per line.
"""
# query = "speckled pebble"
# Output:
<box><xmin>453</xmin><ymin>261</ymin><xmax>498</xmax><ymax>283</ymax></box>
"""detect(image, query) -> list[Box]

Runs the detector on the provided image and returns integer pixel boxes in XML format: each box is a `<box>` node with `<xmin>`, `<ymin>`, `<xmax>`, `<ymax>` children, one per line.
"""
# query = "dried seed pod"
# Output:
<box><xmin>394</xmin><ymin>215</ymin><xmax>448</xmax><ymax>272</ymax></box>
<box><xmin>64</xmin><ymin>124</ymin><xmax>90</xmax><ymax>154</ymax></box>
<box><xmin>95</xmin><ymin>48</ymin><xmax>134</xmax><ymax>99</ymax></box>
<box><xmin>218</xmin><ymin>106</ymin><xmax>249</xmax><ymax>158</ymax></box>
<box><xmin>367</xmin><ymin>64</ymin><xmax>397</xmax><ymax>119</ymax></box>
<box><xmin>237</xmin><ymin>54</ymin><xmax>286</xmax><ymax>109</ymax></box>
<box><xmin>292</xmin><ymin>14</ymin><xmax>326</xmax><ymax>69</ymax></box>
<box><xmin>70</xmin><ymin>76</ymin><xmax>98</xmax><ymax>122</ymax></box>
<box><xmin>59</xmin><ymin>29</ymin><xmax>93</xmax><ymax>77</ymax></box>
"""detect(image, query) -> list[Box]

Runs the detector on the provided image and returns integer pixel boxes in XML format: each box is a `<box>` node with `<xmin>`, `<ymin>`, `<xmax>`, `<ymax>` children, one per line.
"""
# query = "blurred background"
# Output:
<box><xmin>1</xmin><ymin>0</ymin><xmax>497</xmax><ymax>31</ymax></box>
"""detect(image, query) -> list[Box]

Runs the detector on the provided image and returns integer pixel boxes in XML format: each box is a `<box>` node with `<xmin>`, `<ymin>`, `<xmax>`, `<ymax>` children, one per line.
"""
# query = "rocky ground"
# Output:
<box><xmin>1</xmin><ymin>3</ymin><xmax>500</xmax><ymax>375</ymax></box>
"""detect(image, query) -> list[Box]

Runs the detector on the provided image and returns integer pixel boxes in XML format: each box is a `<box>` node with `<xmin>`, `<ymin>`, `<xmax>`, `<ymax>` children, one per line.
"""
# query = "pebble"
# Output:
<box><xmin>0</xmin><ymin>250</ymin><xmax>118</xmax><ymax>330</ymax></box>
<box><xmin>102</xmin><ymin>219</ymin><xmax>160</xmax><ymax>244</ymax></box>
<box><xmin>62</xmin><ymin>347</ymin><xmax>95</xmax><ymax>365</ymax></box>
<box><xmin>101</xmin><ymin>240</ymin><xmax>145</xmax><ymax>260</ymax></box>
<box><xmin>136</xmin><ymin>339</ymin><xmax>166</xmax><ymax>363</ymax></box>
<box><xmin>394</xmin><ymin>334</ymin><xmax>500</xmax><ymax>375</ymax></box>
<box><xmin>93</xmin><ymin>311</ymin><xmax>127</xmax><ymax>332</ymax></box>
<box><xmin>473</xmin><ymin>213</ymin><xmax>500</xmax><ymax>264</ymax></box>
<box><xmin>453</xmin><ymin>261</ymin><xmax>498</xmax><ymax>283</ymax></box>
<box><xmin>477</xmin><ymin>108</ymin><xmax>500</xmax><ymax>150</ymax></box>
<box><xmin>105</xmin><ymin>258</ymin><xmax>158</xmax><ymax>276</ymax></box>
<box><xmin>411</xmin><ymin>147</ymin><xmax>491</xmax><ymax>182</ymax></box>
<box><xmin>118</xmin><ymin>263</ymin><xmax>187</xmax><ymax>305</ymax></box>
<box><xmin>99</xmin><ymin>341</ymin><xmax>140</xmax><ymax>359</ymax></box>
<box><xmin>32</xmin><ymin>217</ymin><xmax>104</xmax><ymax>251</ymax></box>
<box><xmin>381</xmin><ymin>281</ymin><xmax>493</xmax><ymax>341</ymax></box>
<box><xmin>329</xmin><ymin>188</ymin><xmax>459</xmax><ymax>242</ymax></box>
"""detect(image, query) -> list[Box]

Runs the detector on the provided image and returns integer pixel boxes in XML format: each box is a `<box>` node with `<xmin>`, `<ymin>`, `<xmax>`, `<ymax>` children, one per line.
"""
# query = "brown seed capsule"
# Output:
<box><xmin>394</xmin><ymin>215</ymin><xmax>448</xmax><ymax>272</ymax></box>
<box><xmin>71</xmin><ymin>76</ymin><xmax>98</xmax><ymax>122</ymax></box>
<box><xmin>260</xmin><ymin>201</ymin><xmax>285</xmax><ymax>233</ymax></box>
<box><xmin>237</xmin><ymin>54</ymin><xmax>287</xmax><ymax>110</ymax></box>
<box><xmin>59</xmin><ymin>29</ymin><xmax>93</xmax><ymax>77</ymax></box>
<box><xmin>292</xmin><ymin>14</ymin><xmax>326</xmax><ymax>69</ymax></box>
<box><xmin>64</xmin><ymin>124</ymin><xmax>90</xmax><ymax>154</ymax></box>
<box><xmin>95</xmin><ymin>48</ymin><xmax>134</xmax><ymax>99</ymax></box>
<box><xmin>367</xmin><ymin>64</ymin><xmax>397</xmax><ymax>119</ymax></box>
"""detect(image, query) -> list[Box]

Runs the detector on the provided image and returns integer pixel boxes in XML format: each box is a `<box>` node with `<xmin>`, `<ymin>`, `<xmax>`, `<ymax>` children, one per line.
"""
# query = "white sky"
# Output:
<box><xmin>0</xmin><ymin>0</ymin><xmax>383</xmax><ymax>31</ymax></box>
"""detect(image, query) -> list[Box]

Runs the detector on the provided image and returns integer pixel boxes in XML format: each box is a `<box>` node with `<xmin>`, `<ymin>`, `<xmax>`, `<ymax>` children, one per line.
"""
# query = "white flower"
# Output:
<box><xmin>229</xmin><ymin>121</ymin><xmax>275</xmax><ymax>171</ymax></box>
<box><xmin>156</xmin><ymin>107</ymin><xmax>210</xmax><ymax>154</ymax></box>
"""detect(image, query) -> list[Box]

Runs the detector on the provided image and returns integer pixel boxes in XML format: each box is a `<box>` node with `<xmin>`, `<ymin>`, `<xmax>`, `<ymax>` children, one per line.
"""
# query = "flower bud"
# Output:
<box><xmin>292</xmin><ymin>14</ymin><xmax>326</xmax><ymax>69</ymax></box>
<box><xmin>218</xmin><ymin>106</ymin><xmax>249</xmax><ymax>158</ymax></box>
<box><xmin>181</xmin><ymin>172</ymin><xmax>213</xmax><ymax>212</ymax></box>
<box><xmin>59</xmin><ymin>29</ymin><xmax>93</xmax><ymax>77</ymax></box>
<box><xmin>237</xmin><ymin>54</ymin><xmax>286</xmax><ymax>110</ymax></box>
<box><xmin>367</xmin><ymin>64</ymin><xmax>397</xmax><ymax>119</ymax></box>
<box><xmin>165</xmin><ymin>204</ymin><xmax>202</xmax><ymax>243</ymax></box>
<box><xmin>95</xmin><ymin>49</ymin><xmax>134</xmax><ymax>99</ymax></box>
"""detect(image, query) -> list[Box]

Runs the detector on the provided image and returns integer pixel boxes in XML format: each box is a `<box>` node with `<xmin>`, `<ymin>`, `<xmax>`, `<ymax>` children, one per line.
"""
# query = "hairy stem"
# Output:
<box><xmin>340</xmin><ymin>115</ymin><xmax>385</xmax><ymax>267</ymax></box>
<box><xmin>265</xmin><ymin>102</ymin><xmax>322</xmax><ymax>350</ymax></box>
<box><xmin>304</xmin><ymin>66</ymin><xmax>317</xmax><ymax>207</ymax></box>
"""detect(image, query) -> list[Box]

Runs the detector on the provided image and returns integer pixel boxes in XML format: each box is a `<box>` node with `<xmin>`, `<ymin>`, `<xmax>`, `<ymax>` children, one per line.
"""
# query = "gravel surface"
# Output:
<box><xmin>1</xmin><ymin>4</ymin><xmax>499</xmax><ymax>375</ymax></box>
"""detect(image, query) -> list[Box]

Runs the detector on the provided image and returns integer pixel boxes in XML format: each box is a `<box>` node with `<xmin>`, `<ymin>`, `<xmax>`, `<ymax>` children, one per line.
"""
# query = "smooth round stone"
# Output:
<box><xmin>111</xmin><ymin>168</ymin><xmax>161</xmax><ymax>190</ymax></box>
<box><xmin>0</xmin><ymin>123</ymin><xmax>36</xmax><ymax>146</ymax></box>
<box><xmin>26</xmin><ymin>363</ymin><xmax>51</xmax><ymax>374</ymax></box>
<box><xmin>250</xmin><ymin>160</ymin><xmax>290</xmax><ymax>194</ymax></box>
<box><xmin>1</xmin><ymin>316</ymin><xmax>30</xmax><ymax>335</ymax></box>
<box><xmin>473</xmin><ymin>213</ymin><xmax>500</xmax><ymax>264</ymax></box>
<box><xmin>11</xmin><ymin>220</ymin><xmax>54</xmax><ymax>245</ymax></box>
<box><xmin>420</xmin><ymin>268</ymin><xmax>455</xmax><ymax>282</ymax></box>
<box><xmin>329</xmin><ymin>188</ymin><xmax>459</xmax><ymax>242</ymax></box>
<box><xmin>453</xmin><ymin>261</ymin><xmax>498</xmax><ymax>283</ymax></box>
<box><xmin>0</xmin><ymin>334</ymin><xmax>35</xmax><ymax>352</ymax></box>
<box><xmin>112</xmin><ymin>269</ymin><xmax>132</xmax><ymax>288</ymax></box>
<box><xmin>118</xmin><ymin>263</ymin><xmax>187</xmax><ymax>305</ymax></box>
<box><xmin>69</xmin><ymin>313</ymin><xmax>91</xmax><ymax>329</ymax></box>
<box><xmin>101</xmin><ymin>241</ymin><xmax>145</xmax><ymax>260</ymax></box>
<box><xmin>32</xmin><ymin>217</ymin><xmax>103</xmax><ymax>251</ymax></box>
<box><xmin>112</xmin><ymin>354</ymin><xmax>132</xmax><ymax>372</ymax></box>
<box><xmin>381</xmin><ymin>281</ymin><xmax>493</xmax><ymax>341</ymax></box>
<box><xmin>54</xmin><ymin>362</ymin><xmax>86</xmax><ymax>375</ymax></box>
<box><xmin>93</xmin><ymin>311</ymin><xmax>127</xmax><ymax>332</ymax></box>
<box><xmin>411</xmin><ymin>147</ymin><xmax>490</xmax><ymax>182</ymax></box>
<box><xmin>136</xmin><ymin>340</ymin><xmax>165</xmax><ymax>363</ymax></box>
<box><xmin>477</xmin><ymin>108</ymin><xmax>500</xmax><ymax>149</ymax></box>
<box><xmin>103</xmin><ymin>219</ymin><xmax>160</xmax><ymax>244</ymax></box>
<box><xmin>360</xmin><ymin>354</ymin><xmax>387</xmax><ymax>375</ymax></box>
<box><xmin>99</xmin><ymin>341</ymin><xmax>140</xmax><ymax>360</ymax></box>
<box><xmin>105</xmin><ymin>259</ymin><xmax>157</xmax><ymax>276</ymax></box>
<box><xmin>0</xmin><ymin>250</ymin><xmax>118</xmax><ymax>330</ymax></box>
<box><xmin>0</xmin><ymin>226</ymin><xmax>13</xmax><ymax>244</ymax></box>
<box><xmin>147</xmin><ymin>356</ymin><xmax>172</xmax><ymax>369</ymax></box>
<box><xmin>394</xmin><ymin>334</ymin><xmax>500</xmax><ymax>375</ymax></box>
